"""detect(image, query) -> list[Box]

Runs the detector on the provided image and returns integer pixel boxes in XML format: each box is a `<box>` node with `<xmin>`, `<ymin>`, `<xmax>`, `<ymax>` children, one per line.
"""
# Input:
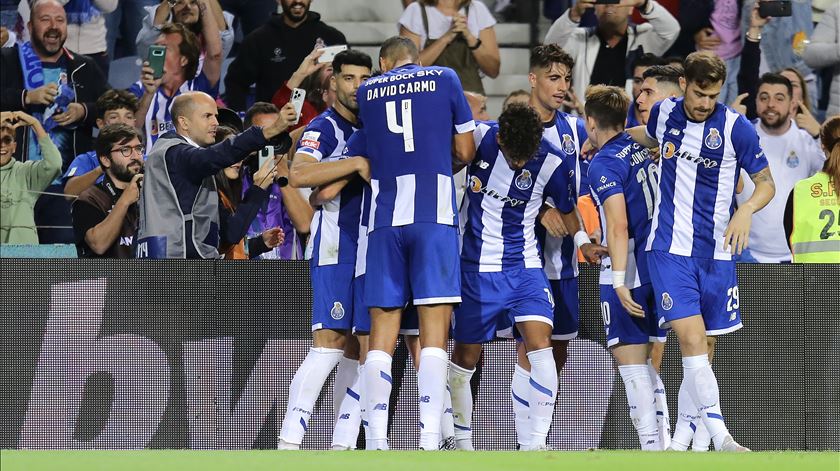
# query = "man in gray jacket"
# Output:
<box><xmin>136</xmin><ymin>91</ymin><xmax>296</xmax><ymax>259</ymax></box>
<box><xmin>544</xmin><ymin>0</ymin><xmax>680</xmax><ymax>104</ymax></box>
<box><xmin>803</xmin><ymin>2</ymin><xmax>840</xmax><ymax>119</ymax></box>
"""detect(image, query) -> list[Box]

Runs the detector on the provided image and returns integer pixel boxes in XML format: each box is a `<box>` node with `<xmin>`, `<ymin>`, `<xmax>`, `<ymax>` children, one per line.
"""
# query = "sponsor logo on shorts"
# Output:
<box><xmin>330</xmin><ymin>302</ymin><xmax>345</xmax><ymax>320</ymax></box>
<box><xmin>661</xmin><ymin>292</ymin><xmax>673</xmax><ymax>311</ymax></box>
<box><xmin>419</xmin><ymin>395</ymin><xmax>430</xmax><ymax>403</ymax></box>
<box><xmin>373</xmin><ymin>403</ymin><xmax>387</xmax><ymax>411</ymax></box>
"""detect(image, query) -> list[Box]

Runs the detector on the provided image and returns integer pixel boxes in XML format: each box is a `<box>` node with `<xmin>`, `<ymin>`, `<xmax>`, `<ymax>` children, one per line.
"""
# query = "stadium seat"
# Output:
<box><xmin>108</xmin><ymin>56</ymin><xmax>142</xmax><ymax>90</ymax></box>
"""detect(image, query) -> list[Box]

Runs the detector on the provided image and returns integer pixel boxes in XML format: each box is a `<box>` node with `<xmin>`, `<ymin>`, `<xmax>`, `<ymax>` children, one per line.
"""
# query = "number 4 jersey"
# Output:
<box><xmin>355</xmin><ymin>64</ymin><xmax>475</xmax><ymax>231</ymax></box>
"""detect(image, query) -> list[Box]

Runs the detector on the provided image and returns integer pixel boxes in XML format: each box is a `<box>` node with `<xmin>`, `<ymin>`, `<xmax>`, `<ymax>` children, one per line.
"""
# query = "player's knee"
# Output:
<box><xmin>452</xmin><ymin>343</ymin><xmax>481</xmax><ymax>369</ymax></box>
<box><xmin>313</xmin><ymin>329</ymin><xmax>348</xmax><ymax>350</ymax></box>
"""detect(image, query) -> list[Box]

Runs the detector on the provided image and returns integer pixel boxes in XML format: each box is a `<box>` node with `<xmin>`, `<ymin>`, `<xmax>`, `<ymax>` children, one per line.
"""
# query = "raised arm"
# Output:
<box><xmin>626</xmin><ymin>125</ymin><xmax>659</xmax><ymax>148</ymax></box>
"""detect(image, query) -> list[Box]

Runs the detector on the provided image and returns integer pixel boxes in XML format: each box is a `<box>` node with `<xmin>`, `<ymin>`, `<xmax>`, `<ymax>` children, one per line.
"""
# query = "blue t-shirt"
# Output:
<box><xmin>645</xmin><ymin>98</ymin><xmax>769</xmax><ymax>260</ymax></box>
<box><xmin>461</xmin><ymin>121</ymin><xmax>575</xmax><ymax>273</ymax></box>
<box><xmin>61</xmin><ymin>150</ymin><xmax>102</xmax><ymax>185</ymax></box>
<box><xmin>588</xmin><ymin>133</ymin><xmax>656</xmax><ymax>287</ymax></box>
<box><xmin>354</xmin><ymin>64</ymin><xmax>475</xmax><ymax>231</ymax></box>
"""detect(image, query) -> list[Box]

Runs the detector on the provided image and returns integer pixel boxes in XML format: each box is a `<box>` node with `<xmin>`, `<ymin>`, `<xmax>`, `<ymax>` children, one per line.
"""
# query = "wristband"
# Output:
<box><xmin>612</xmin><ymin>270</ymin><xmax>626</xmax><ymax>289</ymax></box>
<box><xmin>468</xmin><ymin>38</ymin><xmax>482</xmax><ymax>50</ymax></box>
<box><xmin>574</xmin><ymin>230</ymin><xmax>590</xmax><ymax>249</ymax></box>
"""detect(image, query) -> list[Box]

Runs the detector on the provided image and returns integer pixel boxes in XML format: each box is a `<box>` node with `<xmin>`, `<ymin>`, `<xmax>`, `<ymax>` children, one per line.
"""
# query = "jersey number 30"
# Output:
<box><xmin>386</xmin><ymin>99</ymin><xmax>415</xmax><ymax>152</ymax></box>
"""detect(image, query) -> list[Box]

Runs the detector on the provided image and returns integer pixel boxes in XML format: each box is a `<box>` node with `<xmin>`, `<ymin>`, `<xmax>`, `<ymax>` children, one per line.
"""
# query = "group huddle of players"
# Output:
<box><xmin>275</xmin><ymin>35</ymin><xmax>774</xmax><ymax>452</ymax></box>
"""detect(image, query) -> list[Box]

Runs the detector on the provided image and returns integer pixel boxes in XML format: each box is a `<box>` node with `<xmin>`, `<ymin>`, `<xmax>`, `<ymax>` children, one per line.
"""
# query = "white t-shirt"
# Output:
<box><xmin>736</xmin><ymin>119</ymin><xmax>826</xmax><ymax>262</ymax></box>
<box><xmin>398</xmin><ymin>1</ymin><xmax>496</xmax><ymax>46</ymax></box>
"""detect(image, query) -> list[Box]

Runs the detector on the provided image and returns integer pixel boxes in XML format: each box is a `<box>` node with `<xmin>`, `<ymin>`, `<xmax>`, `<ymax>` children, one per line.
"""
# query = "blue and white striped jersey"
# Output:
<box><xmin>645</xmin><ymin>98</ymin><xmax>769</xmax><ymax>260</ymax></box>
<box><xmin>128</xmin><ymin>71</ymin><xmax>219</xmax><ymax>148</ymax></box>
<box><xmin>588</xmin><ymin>133</ymin><xmax>657</xmax><ymax>288</ymax></box>
<box><xmin>346</xmin><ymin>128</ymin><xmax>370</xmax><ymax>277</ymax></box>
<box><xmin>299</xmin><ymin>108</ymin><xmax>362</xmax><ymax>267</ymax></box>
<box><xmin>355</xmin><ymin>64</ymin><xmax>475</xmax><ymax>231</ymax></box>
<box><xmin>460</xmin><ymin>121</ymin><xmax>576</xmax><ymax>272</ymax></box>
<box><xmin>541</xmin><ymin>111</ymin><xmax>588</xmax><ymax>280</ymax></box>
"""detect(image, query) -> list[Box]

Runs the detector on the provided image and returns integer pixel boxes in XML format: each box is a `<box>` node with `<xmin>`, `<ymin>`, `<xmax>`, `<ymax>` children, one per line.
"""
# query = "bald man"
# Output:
<box><xmin>136</xmin><ymin>91</ymin><xmax>297</xmax><ymax>259</ymax></box>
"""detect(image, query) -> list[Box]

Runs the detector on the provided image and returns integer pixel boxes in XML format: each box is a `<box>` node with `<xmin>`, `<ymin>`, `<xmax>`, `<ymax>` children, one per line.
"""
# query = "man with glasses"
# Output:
<box><xmin>72</xmin><ymin>124</ymin><xmax>145</xmax><ymax>258</ymax></box>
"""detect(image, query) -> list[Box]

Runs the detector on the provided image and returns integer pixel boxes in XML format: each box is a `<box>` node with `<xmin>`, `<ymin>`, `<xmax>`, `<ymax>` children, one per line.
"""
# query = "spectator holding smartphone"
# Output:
<box><xmin>213</xmin><ymin>125</ymin><xmax>285</xmax><ymax>259</ymax></box>
<box><xmin>0</xmin><ymin>110</ymin><xmax>62</xmax><ymax>244</ymax></box>
<box><xmin>803</xmin><ymin>1</ymin><xmax>840</xmax><ymax>119</ymax></box>
<box><xmin>131</xmin><ymin>21</ymin><xmax>222</xmax><ymax>148</ymax></box>
<box><xmin>136</xmin><ymin>0</ymin><xmax>234</xmax><ymax>73</ymax></box>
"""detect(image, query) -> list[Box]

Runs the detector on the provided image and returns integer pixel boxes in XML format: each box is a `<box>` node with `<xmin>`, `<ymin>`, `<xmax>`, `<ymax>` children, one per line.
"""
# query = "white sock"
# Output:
<box><xmin>692</xmin><ymin>419</ymin><xmax>711</xmax><ymax>451</ymax></box>
<box><xmin>358</xmin><ymin>363</ymin><xmax>369</xmax><ymax>442</ymax></box>
<box><xmin>526</xmin><ymin>348</ymin><xmax>558</xmax><ymax>448</ymax></box>
<box><xmin>646</xmin><ymin>359</ymin><xmax>671</xmax><ymax>449</ymax></box>
<box><xmin>682</xmin><ymin>354</ymin><xmax>729</xmax><ymax>450</ymax></box>
<box><xmin>331</xmin><ymin>362</ymin><xmax>362</xmax><ymax>449</ymax></box>
<box><xmin>618</xmin><ymin>364</ymin><xmax>661</xmax><ymax>450</ymax></box>
<box><xmin>417</xmin><ymin>347</ymin><xmax>449</xmax><ymax>450</ymax></box>
<box><xmin>670</xmin><ymin>378</ymin><xmax>699</xmax><ymax>451</ymax></box>
<box><xmin>447</xmin><ymin>361</ymin><xmax>475</xmax><ymax>449</ymax></box>
<box><xmin>333</xmin><ymin>357</ymin><xmax>359</xmax><ymax>418</ymax></box>
<box><xmin>363</xmin><ymin>350</ymin><xmax>392</xmax><ymax>450</ymax></box>
<box><xmin>440</xmin><ymin>386</ymin><xmax>455</xmax><ymax>444</ymax></box>
<box><xmin>511</xmin><ymin>364</ymin><xmax>532</xmax><ymax>447</ymax></box>
<box><xmin>279</xmin><ymin>347</ymin><xmax>344</xmax><ymax>444</ymax></box>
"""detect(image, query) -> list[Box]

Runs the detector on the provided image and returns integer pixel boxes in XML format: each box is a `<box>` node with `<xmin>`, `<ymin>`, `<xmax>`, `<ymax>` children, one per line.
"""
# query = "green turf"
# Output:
<box><xmin>1</xmin><ymin>450</ymin><xmax>838</xmax><ymax>471</ymax></box>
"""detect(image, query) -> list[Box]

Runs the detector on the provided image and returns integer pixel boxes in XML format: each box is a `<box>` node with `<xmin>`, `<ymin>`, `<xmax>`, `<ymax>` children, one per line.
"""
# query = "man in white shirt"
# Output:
<box><xmin>737</xmin><ymin>73</ymin><xmax>825</xmax><ymax>263</ymax></box>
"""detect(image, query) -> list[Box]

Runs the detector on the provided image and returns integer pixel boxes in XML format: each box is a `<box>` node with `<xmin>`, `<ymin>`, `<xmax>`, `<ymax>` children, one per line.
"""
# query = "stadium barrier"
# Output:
<box><xmin>1</xmin><ymin>260</ymin><xmax>837</xmax><ymax>451</ymax></box>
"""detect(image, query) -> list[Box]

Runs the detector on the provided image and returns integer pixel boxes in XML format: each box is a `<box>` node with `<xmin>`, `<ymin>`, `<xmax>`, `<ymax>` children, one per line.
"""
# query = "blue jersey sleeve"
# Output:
<box><xmin>448</xmin><ymin>70</ymin><xmax>476</xmax><ymax>134</ymax></box>
<box><xmin>588</xmin><ymin>156</ymin><xmax>627</xmax><ymax>204</ymax></box>
<box><xmin>344</xmin><ymin>127</ymin><xmax>368</xmax><ymax>158</ymax></box>
<box><xmin>544</xmin><ymin>154</ymin><xmax>575</xmax><ymax>214</ymax></box>
<box><xmin>732</xmin><ymin>114</ymin><xmax>769</xmax><ymax>175</ymax></box>
<box><xmin>645</xmin><ymin>101</ymin><xmax>662</xmax><ymax>141</ymax></box>
<box><xmin>296</xmin><ymin>120</ymin><xmax>339</xmax><ymax>162</ymax></box>
<box><xmin>191</xmin><ymin>70</ymin><xmax>220</xmax><ymax>98</ymax></box>
<box><xmin>575</xmin><ymin>117</ymin><xmax>589</xmax><ymax>147</ymax></box>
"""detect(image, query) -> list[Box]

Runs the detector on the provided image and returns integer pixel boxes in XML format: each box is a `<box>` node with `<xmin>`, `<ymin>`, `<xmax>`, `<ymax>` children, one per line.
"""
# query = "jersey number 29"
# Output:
<box><xmin>386</xmin><ymin>99</ymin><xmax>415</xmax><ymax>152</ymax></box>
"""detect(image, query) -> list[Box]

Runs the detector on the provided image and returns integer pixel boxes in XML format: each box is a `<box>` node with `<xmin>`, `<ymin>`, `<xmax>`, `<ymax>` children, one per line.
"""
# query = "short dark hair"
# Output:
<box><xmin>502</xmin><ymin>89</ymin><xmax>530</xmax><ymax>110</ymax></box>
<box><xmin>758</xmin><ymin>73</ymin><xmax>793</xmax><ymax>97</ymax></box>
<box><xmin>159</xmin><ymin>22</ymin><xmax>200</xmax><ymax>80</ymax></box>
<box><xmin>530</xmin><ymin>44</ymin><xmax>574</xmax><ymax>72</ymax></box>
<box><xmin>333</xmin><ymin>50</ymin><xmax>373</xmax><ymax>75</ymax></box>
<box><xmin>642</xmin><ymin>64</ymin><xmax>684</xmax><ymax>88</ymax></box>
<box><xmin>214</xmin><ymin>125</ymin><xmax>237</xmax><ymax>143</ymax></box>
<box><xmin>498</xmin><ymin>104</ymin><xmax>543</xmax><ymax>163</ymax></box>
<box><xmin>379</xmin><ymin>36</ymin><xmax>419</xmax><ymax>63</ymax></box>
<box><xmin>684</xmin><ymin>51</ymin><xmax>727</xmax><ymax>88</ymax></box>
<box><xmin>95</xmin><ymin>124</ymin><xmax>142</xmax><ymax>165</ymax></box>
<box><xmin>96</xmin><ymin>89</ymin><xmax>139</xmax><ymax>118</ymax></box>
<box><xmin>664</xmin><ymin>56</ymin><xmax>684</xmax><ymax>67</ymax></box>
<box><xmin>584</xmin><ymin>85</ymin><xmax>630</xmax><ymax>130</ymax></box>
<box><xmin>244</xmin><ymin>102</ymin><xmax>279</xmax><ymax>128</ymax></box>
<box><xmin>632</xmin><ymin>53</ymin><xmax>666</xmax><ymax>70</ymax></box>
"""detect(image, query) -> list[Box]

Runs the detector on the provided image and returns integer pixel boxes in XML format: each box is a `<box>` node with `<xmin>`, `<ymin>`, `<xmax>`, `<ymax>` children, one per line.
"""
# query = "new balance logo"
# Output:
<box><xmin>373</xmin><ymin>403</ymin><xmax>387</xmax><ymax>411</ymax></box>
<box><xmin>419</xmin><ymin>396</ymin><xmax>430</xmax><ymax>403</ymax></box>
<box><xmin>339</xmin><ymin>413</ymin><xmax>350</xmax><ymax>420</ymax></box>
<box><xmin>669</xmin><ymin>128</ymin><xmax>681</xmax><ymax>136</ymax></box>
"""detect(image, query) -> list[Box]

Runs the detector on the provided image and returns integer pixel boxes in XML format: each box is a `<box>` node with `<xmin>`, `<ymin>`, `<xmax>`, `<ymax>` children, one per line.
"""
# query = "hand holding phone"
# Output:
<box><xmin>317</xmin><ymin>45</ymin><xmax>348</xmax><ymax>64</ymax></box>
<box><xmin>148</xmin><ymin>45</ymin><xmax>167</xmax><ymax>79</ymax></box>
<box><xmin>290</xmin><ymin>88</ymin><xmax>306</xmax><ymax>125</ymax></box>
<box><xmin>758</xmin><ymin>0</ymin><xmax>792</xmax><ymax>18</ymax></box>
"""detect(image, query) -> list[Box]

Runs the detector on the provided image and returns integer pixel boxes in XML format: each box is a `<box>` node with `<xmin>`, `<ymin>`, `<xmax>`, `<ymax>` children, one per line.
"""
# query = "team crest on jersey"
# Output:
<box><xmin>515</xmin><ymin>169</ymin><xmax>533</xmax><ymax>190</ymax></box>
<box><xmin>786</xmin><ymin>151</ymin><xmax>800</xmax><ymax>168</ymax></box>
<box><xmin>561</xmin><ymin>134</ymin><xmax>576</xmax><ymax>155</ymax></box>
<box><xmin>469</xmin><ymin>175</ymin><xmax>482</xmax><ymax>192</ymax></box>
<box><xmin>704</xmin><ymin>128</ymin><xmax>722</xmax><ymax>149</ymax></box>
<box><xmin>661</xmin><ymin>292</ymin><xmax>673</xmax><ymax>311</ymax></box>
<box><xmin>330</xmin><ymin>302</ymin><xmax>345</xmax><ymax>320</ymax></box>
<box><xmin>662</xmin><ymin>142</ymin><xmax>676</xmax><ymax>159</ymax></box>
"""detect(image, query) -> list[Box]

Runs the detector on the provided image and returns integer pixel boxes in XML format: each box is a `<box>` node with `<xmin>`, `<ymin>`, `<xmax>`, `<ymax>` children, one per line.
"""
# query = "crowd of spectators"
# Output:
<box><xmin>0</xmin><ymin>0</ymin><xmax>838</xmax><ymax>263</ymax></box>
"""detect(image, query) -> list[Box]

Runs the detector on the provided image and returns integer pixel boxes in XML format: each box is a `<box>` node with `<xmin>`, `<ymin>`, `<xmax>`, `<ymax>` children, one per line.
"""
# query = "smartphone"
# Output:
<box><xmin>317</xmin><ymin>45</ymin><xmax>348</xmax><ymax>63</ymax></box>
<box><xmin>148</xmin><ymin>45</ymin><xmax>167</xmax><ymax>79</ymax></box>
<box><xmin>758</xmin><ymin>0</ymin><xmax>792</xmax><ymax>18</ymax></box>
<box><xmin>290</xmin><ymin>88</ymin><xmax>306</xmax><ymax>125</ymax></box>
<box><xmin>594</xmin><ymin>0</ymin><xmax>621</xmax><ymax>4</ymax></box>
<box><xmin>258</xmin><ymin>145</ymin><xmax>274</xmax><ymax>169</ymax></box>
